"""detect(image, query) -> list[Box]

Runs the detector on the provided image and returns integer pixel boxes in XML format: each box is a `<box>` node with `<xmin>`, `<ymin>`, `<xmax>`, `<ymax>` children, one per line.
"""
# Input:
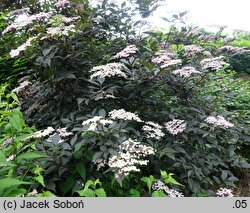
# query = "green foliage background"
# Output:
<box><xmin>0</xmin><ymin>0</ymin><xmax>249</xmax><ymax>197</ymax></box>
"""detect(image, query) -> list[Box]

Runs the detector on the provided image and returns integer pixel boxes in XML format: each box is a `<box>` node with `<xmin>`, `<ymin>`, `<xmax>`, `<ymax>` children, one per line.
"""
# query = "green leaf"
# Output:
<box><xmin>9</xmin><ymin>113</ymin><xmax>22</xmax><ymax>131</ymax></box>
<box><xmin>9</xmin><ymin>93</ymin><xmax>19</xmax><ymax>103</ymax></box>
<box><xmin>77</xmin><ymin>188</ymin><xmax>95</xmax><ymax>197</ymax></box>
<box><xmin>129</xmin><ymin>189</ymin><xmax>140</xmax><ymax>197</ymax></box>
<box><xmin>95</xmin><ymin>188</ymin><xmax>106</xmax><ymax>197</ymax></box>
<box><xmin>141</xmin><ymin>177</ymin><xmax>152</xmax><ymax>193</ymax></box>
<box><xmin>76</xmin><ymin>162</ymin><xmax>86</xmax><ymax>181</ymax></box>
<box><xmin>152</xmin><ymin>190</ymin><xmax>166</xmax><ymax>197</ymax></box>
<box><xmin>179</xmin><ymin>11</ymin><xmax>188</xmax><ymax>17</ymax></box>
<box><xmin>172</xmin><ymin>14</ymin><xmax>179</xmax><ymax>19</ymax></box>
<box><xmin>161</xmin><ymin>171</ymin><xmax>184</xmax><ymax>186</ymax></box>
<box><xmin>92</xmin><ymin>151</ymin><xmax>103</xmax><ymax>161</ymax></box>
<box><xmin>164</xmin><ymin>176</ymin><xmax>184</xmax><ymax>186</ymax></box>
<box><xmin>15</xmin><ymin>133</ymin><xmax>33</xmax><ymax>141</ymax></box>
<box><xmin>84</xmin><ymin>180</ymin><xmax>94</xmax><ymax>189</ymax></box>
<box><xmin>34</xmin><ymin>175</ymin><xmax>45</xmax><ymax>187</ymax></box>
<box><xmin>160</xmin><ymin>170</ymin><xmax>168</xmax><ymax>179</ymax></box>
<box><xmin>37</xmin><ymin>191</ymin><xmax>56</xmax><ymax>197</ymax></box>
<box><xmin>221</xmin><ymin>170</ymin><xmax>228</xmax><ymax>181</ymax></box>
<box><xmin>0</xmin><ymin>151</ymin><xmax>7</xmax><ymax>166</ymax></box>
<box><xmin>16</xmin><ymin>151</ymin><xmax>47</xmax><ymax>160</ymax></box>
<box><xmin>6</xmin><ymin>188</ymin><xmax>26</xmax><ymax>197</ymax></box>
<box><xmin>0</xmin><ymin>178</ymin><xmax>30</xmax><ymax>194</ymax></box>
<box><xmin>94</xmin><ymin>179</ymin><xmax>101</xmax><ymax>187</ymax></box>
<box><xmin>0</xmin><ymin>110</ymin><xmax>12</xmax><ymax>116</ymax></box>
<box><xmin>159</xmin><ymin>147</ymin><xmax>177</xmax><ymax>160</ymax></box>
<box><xmin>98</xmin><ymin>109</ymin><xmax>106</xmax><ymax>117</ymax></box>
<box><xmin>63</xmin><ymin>177</ymin><xmax>75</xmax><ymax>195</ymax></box>
<box><xmin>73</xmin><ymin>150</ymin><xmax>83</xmax><ymax>159</ymax></box>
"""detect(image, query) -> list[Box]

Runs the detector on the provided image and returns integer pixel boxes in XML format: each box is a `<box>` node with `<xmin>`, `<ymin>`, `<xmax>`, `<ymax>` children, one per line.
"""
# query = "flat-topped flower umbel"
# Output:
<box><xmin>201</xmin><ymin>56</ymin><xmax>228</xmax><ymax>70</ymax></box>
<box><xmin>205</xmin><ymin>115</ymin><xmax>234</xmax><ymax>128</ymax></box>
<box><xmin>172</xmin><ymin>66</ymin><xmax>201</xmax><ymax>78</ymax></box>
<box><xmin>165</xmin><ymin>119</ymin><xmax>187</xmax><ymax>135</ymax></box>
<box><xmin>114</xmin><ymin>45</ymin><xmax>138</xmax><ymax>58</ymax></box>
<box><xmin>142</xmin><ymin>121</ymin><xmax>165</xmax><ymax>140</ymax></box>
<box><xmin>109</xmin><ymin>109</ymin><xmax>142</xmax><ymax>122</ymax></box>
<box><xmin>89</xmin><ymin>63</ymin><xmax>128</xmax><ymax>79</ymax></box>
<box><xmin>108</xmin><ymin>138</ymin><xmax>155</xmax><ymax>179</ymax></box>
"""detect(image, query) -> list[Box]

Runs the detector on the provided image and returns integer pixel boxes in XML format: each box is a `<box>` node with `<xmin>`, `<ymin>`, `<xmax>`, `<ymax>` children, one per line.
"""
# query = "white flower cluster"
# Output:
<box><xmin>160</xmin><ymin>59</ymin><xmax>182</xmax><ymax>69</ymax></box>
<box><xmin>61</xmin><ymin>16</ymin><xmax>81</xmax><ymax>24</ymax></box>
<box><xmin>54</xmin><ymin>0</ymin><xmax>70</xmax><ymax>9</ymax></box>
<box><xmin>6</xmin><ymin>155</ymin><xmax>15</xmax><ymax>162</ymax></box>
<box><xmin>46</xmin><ymin>24</ymin><xmax>76</xmax><ymax>37</ymax></box>
<box><xmin>56</xmin><ymin>127</ymin><xmax>73</xmax><ymax>138</ymax></box>
<box><xmin>219</xmin><ymin>45</ymin><xmax>249</xmax><ymax>54</ymax></box>
<box><xmin>152</xmin><ymin>51</ymin><xmax>177</xmax><ymax>64</ymax></box>
<box><xmin>94</xmin><ymin>158</ymin><xmax>108</xmax><ymax>171</ymax></box>
<box><xmin>108</xmin><ymin>138</ymin><xmax>155</xmax><ymax>178</ymax></box>
<box><xmin>95</xmin><ymin>94</ymin><xmax>116</xmax><ymax>100</ymax></box>
<box><xmin>172</xmin><ymin>66</ymin><xmax>201</xmax><ymax>78</ymax></box>
<box><xmin>8</xmin><ymin>8</ymin><xmax>30</xmax><ymax>16</ymax></box>
<box><xmin>114</xmin><ymin>45</ymin><xmax>138</xmax><ymax>58</ymax></box>
<box><xmin>1</xmin><ymin>137</ymin><xmax>15</xmax><ymax>147</ymax></box>
<box><xmin>200</xmin><ymin>56</ymin><xmax>228</xmax><ymax>70</ymax></box>
<box><xmin>3</xmin><ymin>12</ymin><xmax>51</xmax><ymax>34</ymax></box>
<box><xmin>82</xmin><ymin>116</ymin><xmax>113</xmax><ymax>131</ymax></box>
<box><xmin>152</xmin><ymin>51</ymin><xmax>181</xmax><ymax>69</ymax></box>
<box><xmin>216</xmin><ymin>188</ymin><xmax>234</xmax><ymax>197</ymax></box>
<box><xmin>27</xmin><ymin>189</ymin><xmax>38</xmax><ymax>197</ymax></box>
<box><xmin>165</xmin><ymin>119</ymin><xmax>187</xmax><ymax>135</ymax></box>
<box><xmin>12</xmin><ymin>79</ymin><xmax>31</xmax><ymax>94</ymax></box>
<box><xmin>89</xmin><ymin>63</ymin><xmax>128</xmax><ymax>79</ymax></box>
<box><xmin>142</xmin><ymin>121</ymin><xmax>165</xmax><ymax>140</ymax></box>
<box><xmin>10</xmin><ymin>37</ymin><xmax>37</xmax><ymax>58</ymax></box>
<box><xmin>31</xmin><ymin>12</ymin><xmax>52</xmax><ymax>21</ymax></box>
<box><xmin>152</xmin><ymin>180</ymin><xmax>184</xmax><ymax>197</ymax></box>
<box><xmin>152</xmin><ymin>180</ymin><xmax>166</xmax><ymax>190</ymax></box>
<box><xmin>223</xmin><ymin>37</ymin><xmax>235</xmax><ymax>43</ymax></box>
<box><xmin>205</xmin><ymin>116</ymin><xmax>234</xmax><ymax>128</ymax></box>
<box><xmin>30</xmin><ymin>127</ymin><xmax>55</xmax><ymax>139</ymax></box>
<box><xmin>198</xmin><ymin>34</ymin><xmax>214</xmax><ymax>42</ymax></box>
<box><xmin>167</xmin><ymin>188</ymin><xmax>184</xmax><ymax>197</ymax></box>
<box><xmin>183</xmin><ymin>45</ymin><xmax>204</xmax><ymax>58</ymax></box>
<box><xmin>109</xmin><ymin>109</ymin><xmax>142</xmax><ymax>122</ymax></box>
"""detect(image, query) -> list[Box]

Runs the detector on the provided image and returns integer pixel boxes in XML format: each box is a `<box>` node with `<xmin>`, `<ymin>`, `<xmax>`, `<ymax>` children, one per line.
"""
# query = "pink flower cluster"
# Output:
<box><xmin>165</xmin><ymin>119</ymin><xmax>187</xmax><ymax>135</ymax></box>
<box><xmin>114</xmin><ymin>45</ymin><xmax>139</xmax><ymax>58</ymax></box>
<box><xmin>152</xmin><ymin>51</ymin><xmax>181</xmax><ymax>69</ymax></box>
<box><xmin>3</xmin><ymin>12</ymin><xmax>51</xmax><ymax>34</ymax></box>
<box><xmin>10</xmin><ymin>36</ymin><xmax>37</xmax><ymax>58</ymax></box>
<box><xmin>12</xmin><ymin>79</ymin><xmax>31</xmax><ymax>94</ymax></box>
<box><xmin>54</xmin><ymin>0</ymin><xmax>70</xmax><ymax>9</ymax></box>
<box><xmin>8</xmin><ymin>8</ymin><xmax>30</xmax><ymax>16</ymax></box>
<box><xmin>219</xmin><ymin>45</ymin><xmax>249</xmax><ymax>54</ymax></box>
<box><xmin>200</xmin><ymin>56</ymin><xmax>228</xmax><ymax>71</ymax></box>
<box><xmin>183</xmin><ymin>45</ymin><xmax>204</xmax><ymax>58</ymax></box>
<box><xmin>172</xmin><ymin>66</ymin><xmax>201</xmax><ymax>78</ymax></box>
<box><xmin>61</xmin><ymin>16</ymin><xmax>81</xmax><ymax>24</ymax></box>
<box><xmin>56</xmin><ymin>127</ymin><xmax>73</xmax><ymax>138</ymax></box>
<box><xmin>198</xmin><ymin>34</ymin><xmax>215</xmax><ymax>42</ymax></box>
<box><xmin>46</xmin><ymin>24</ymin><xmax>76</xmax><ymax>37</ymax></box>
<box><xmin>152</xmin><ymin>181</ymin><xmax>184</xmax><ymax>197</ymax></box>
<box><xmin>205</xmin><ymin>116</ymin><xmax>234</xmax><ymax>128</ymax></box>
<box><xmin>160</xmin><ymin>59</ymin><xmax>182</xmax><ymax>69</ymax></box>
<box><xmin>223</xmin><ymin>37</ymin><xmax>235</xmax><ymax>43</ymax></box>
